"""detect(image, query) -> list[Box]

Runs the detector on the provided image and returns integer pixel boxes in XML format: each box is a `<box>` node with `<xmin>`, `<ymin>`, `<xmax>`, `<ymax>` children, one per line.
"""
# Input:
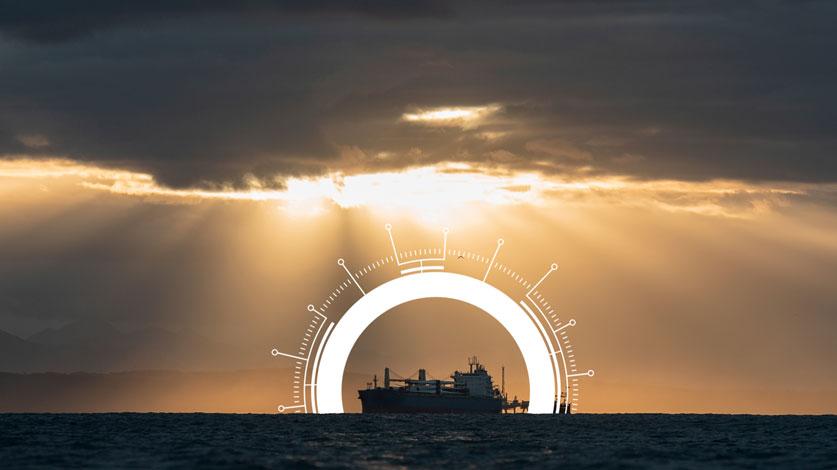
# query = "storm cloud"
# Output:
<box><xmin>1</xmin><ymin>0</ymin><xmax>836</xmax><ymax>187</ymax></box>
<box><xmin>0</xmin><ymin>0</ymin><xmax>457</xmax><ymax>43</ymax></box>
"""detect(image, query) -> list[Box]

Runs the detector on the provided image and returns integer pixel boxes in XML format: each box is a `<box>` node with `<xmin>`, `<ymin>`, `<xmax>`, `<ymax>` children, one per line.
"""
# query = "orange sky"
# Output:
<box><xmin>3</xmin><ymin>2</ymin><xmax>837</xmax><ymax>415</ymax></box>
<box><xmin>1</xmin><ymin>160</ymin><xmax>835</xmax><ymax>413</ymax></box>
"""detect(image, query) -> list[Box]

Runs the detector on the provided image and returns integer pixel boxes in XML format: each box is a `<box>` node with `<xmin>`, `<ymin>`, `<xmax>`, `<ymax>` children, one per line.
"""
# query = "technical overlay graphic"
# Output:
<box><xmin>271</xmin><ymin>225</ymin><xmax>594</xmax><ymax>414</ymax></box>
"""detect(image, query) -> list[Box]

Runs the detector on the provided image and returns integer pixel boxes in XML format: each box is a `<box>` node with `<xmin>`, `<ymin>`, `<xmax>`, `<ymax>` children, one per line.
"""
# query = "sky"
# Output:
<box><xmin>0</xmin><ymin>1</ymin><xmax>836</xmax><ymax>413</ymax></box>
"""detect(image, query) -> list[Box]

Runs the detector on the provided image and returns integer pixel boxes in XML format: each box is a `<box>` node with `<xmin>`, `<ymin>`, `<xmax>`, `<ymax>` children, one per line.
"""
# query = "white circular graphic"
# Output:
<box><xmin>271</xmin><ymin>225</ymin><xmax>593</xmax><ymax>414</ymax></box>
<box><xmin>315</xmin><ymin>272</ymin><xmax>556</xmax><ymax>413</ymax></box>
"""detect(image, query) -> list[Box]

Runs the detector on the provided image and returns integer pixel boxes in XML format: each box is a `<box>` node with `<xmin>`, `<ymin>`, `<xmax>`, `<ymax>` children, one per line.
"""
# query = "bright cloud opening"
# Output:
<box><xmin>1</xmin><ymin>158</ymin><xmax>831</xmax><ymax>218</ymax></box>
<box><xmin>401</xmin><ymin>105</ymin><xmax>501</xmax><ymax>128</ymax></box>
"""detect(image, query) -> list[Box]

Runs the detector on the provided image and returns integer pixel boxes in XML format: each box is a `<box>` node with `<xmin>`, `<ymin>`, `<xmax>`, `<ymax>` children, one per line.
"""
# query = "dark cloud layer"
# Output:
<box><xmin>0</xmin><ymin>0</ymin><xmax>456</xmax><ymax>43</ymax></box>
<box><xmin>1</xmin><ymin>0</ymin><xmax>836</xmax><ymax>186</ymax></box>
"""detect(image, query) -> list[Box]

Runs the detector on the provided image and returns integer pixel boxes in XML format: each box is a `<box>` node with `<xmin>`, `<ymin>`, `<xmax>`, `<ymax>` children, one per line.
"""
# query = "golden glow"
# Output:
<box><xmin>1</xmin><ymin>158</ymin><xmax>833</xmax><ymax>218</ymax></box>
<box><xmin>2</xmin><ymin>158</ymin><xmax>837</xmax><ymax>415</ymax></box>
<box><xmin>0</xmin><ymin>157</ymin><xmax>149</xmax><ymax>181</ymax></box>
<box><xmin>401</xmin><ymin>105</ymin><xmax>501</xmax><ymax>127</ymax></box>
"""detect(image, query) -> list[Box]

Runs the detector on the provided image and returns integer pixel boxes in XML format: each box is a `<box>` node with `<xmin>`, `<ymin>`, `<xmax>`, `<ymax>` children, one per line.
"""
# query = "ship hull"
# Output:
<box><xmin>358</xmin><ymin>388</ymin><xmax>503</xmax><ymax>414</ymax></box>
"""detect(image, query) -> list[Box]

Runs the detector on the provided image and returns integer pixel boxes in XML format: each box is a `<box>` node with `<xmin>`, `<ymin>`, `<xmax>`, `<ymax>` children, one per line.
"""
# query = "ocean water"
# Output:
<box><xmin>1</xmin><ymin>414</ymin><xmax>835</xmax><ymax>469</ymax></box>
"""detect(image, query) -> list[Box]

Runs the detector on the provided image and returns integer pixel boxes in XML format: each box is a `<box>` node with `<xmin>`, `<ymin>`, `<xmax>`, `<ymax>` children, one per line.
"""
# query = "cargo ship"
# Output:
<box><xmin>358</xmin><ymin>357</ymin><xmax>558</xmax><ymax>414</ymax></box>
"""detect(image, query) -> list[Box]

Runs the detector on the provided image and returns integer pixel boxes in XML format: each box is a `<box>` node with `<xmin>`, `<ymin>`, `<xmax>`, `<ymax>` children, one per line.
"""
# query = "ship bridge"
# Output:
<box><xmin>451</xmin><ymin>357</ymin><xmax>496</xmax><ymax>397</ymax></box>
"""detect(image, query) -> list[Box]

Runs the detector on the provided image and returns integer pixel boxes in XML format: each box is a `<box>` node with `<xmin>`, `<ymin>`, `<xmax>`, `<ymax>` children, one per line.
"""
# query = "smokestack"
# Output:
<box><xmin>385</xmin><ymin>367</ymin><xmax>390</xmax><ymax>388</ymax></box>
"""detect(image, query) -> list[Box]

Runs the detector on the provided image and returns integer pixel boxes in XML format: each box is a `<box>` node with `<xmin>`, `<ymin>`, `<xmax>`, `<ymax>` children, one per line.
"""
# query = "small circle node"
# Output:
<box><xmin>307</xmin><ymin>304</ymin><xmax>316</xmax><ymax>312</ymax></box>
<box><xmin>497</xmin><ymin>238</ymin><xmax>505</xmax><ymax>246</ymax></box>
<box><xmin>271</xmin><ymin>349</ymin><xmax>279</xmax><ymax>356</ymax></box>
<box><xmin>384</xmin><ymin>224</ymin><xmax>392</xmax><ymax>231</ymax></box>
<box><xmin>569</xmin><ymin>319</ymin><xmax>576</xmax><ymax>326</ymax></box>
<box><xmin>587</xmin><ymin>370</ymin><xmax>595</xmax><ymax>377</ymax></box>
<box><xmin>551</xmin><ymin>263</ymin><xmax>558</xmax><ymax>271</ymax></box>
<box><xmin>337</xmin><ymin>258</ymin><xmax>345</xmax><ymax>266</ymax></box>
<box><xmin>442</xmin><ymin>227</ymin><xmax>450</xmax><ymax>234</ymax></box>
<box><xmin>277</xmin><ymin>405</ymin><xmax>285</xmax><ymax>412</ymax></box>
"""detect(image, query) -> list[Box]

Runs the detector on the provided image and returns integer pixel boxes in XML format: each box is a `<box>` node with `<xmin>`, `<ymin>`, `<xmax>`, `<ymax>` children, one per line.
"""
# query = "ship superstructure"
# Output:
<box><xmin>358</xmin><ymin>357</ymin><xmax>543</xmax><ymax>414</ymax></box>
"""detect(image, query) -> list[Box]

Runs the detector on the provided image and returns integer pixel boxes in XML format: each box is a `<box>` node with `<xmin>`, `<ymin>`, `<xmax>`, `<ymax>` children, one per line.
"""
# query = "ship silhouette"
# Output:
<box><xmin>358</xmin><ymin>357</ymin><xmax>569</xmax><ymax>414</ymax></box>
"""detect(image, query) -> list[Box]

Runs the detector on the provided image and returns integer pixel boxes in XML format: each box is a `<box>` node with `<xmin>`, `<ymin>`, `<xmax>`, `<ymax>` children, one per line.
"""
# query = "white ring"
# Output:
<box><xmin>315</xmin><ymin>272</ymin><xmax>557</xmax><ymax>413</ymax></box>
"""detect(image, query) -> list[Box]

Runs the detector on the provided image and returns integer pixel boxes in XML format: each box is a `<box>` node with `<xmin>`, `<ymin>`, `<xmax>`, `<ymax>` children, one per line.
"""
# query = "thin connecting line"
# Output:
<box><xmin>307</xmin><ymin>303</ymin><xmax>327</xmax><ymax>320</ymax></box>
<box><xmin>386</xmin><ymin>224</ymin><xmax>448</xmax><ymax>267</ymax></box>
<box><xmin>554</xmin><ymin>319</ymin><xmax>576</xmax><ymax>333</ymax></box>
<box><xmin>483</xmin><ymin>238</ymin><xmax>504</xmax><ymax>282</ymax></box>
<box><xmin>338</xmin><ymin>258</ymin><xmax>366</xmax><ymax>295</ymax></box>
<box><xmin>276</xmin><ymin>404</ymin><xmax>305</xmax><ymax>413</ymax></box>
<box><xmin>527</xmin><ymin>263</ymin><xmax>557</xmax><ymax>296</ymax></box>
<box><xmin>271</xmin><ymin>349</ymin><xmax>307</xmax><ymax>360</ymax></box>
<box><xmin>568</xmin><ymin>370</ymin><xmax>595</xmax><ymax>378</ymax></box>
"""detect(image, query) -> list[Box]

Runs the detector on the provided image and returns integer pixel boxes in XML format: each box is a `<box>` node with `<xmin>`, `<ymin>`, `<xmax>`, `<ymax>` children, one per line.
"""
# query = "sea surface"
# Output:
<box><xmin>1</xmin><ymin>414</ymin><xmax>835</xmax><ymax>469</ymax></box>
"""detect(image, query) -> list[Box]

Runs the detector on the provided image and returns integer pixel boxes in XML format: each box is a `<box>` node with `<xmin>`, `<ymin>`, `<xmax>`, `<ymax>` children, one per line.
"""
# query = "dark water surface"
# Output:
<box><xmin>1</xmin><ymin>414</ymin><xmax>835</xmax><ymax>469</ymax></box>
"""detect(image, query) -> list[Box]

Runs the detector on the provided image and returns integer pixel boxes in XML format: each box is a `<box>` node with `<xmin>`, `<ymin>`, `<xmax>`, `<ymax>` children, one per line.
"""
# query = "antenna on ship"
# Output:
<box><xmin>501</xmin><ymin>366</ymin><xmax>505</xmax><ymax>398</ymax></box>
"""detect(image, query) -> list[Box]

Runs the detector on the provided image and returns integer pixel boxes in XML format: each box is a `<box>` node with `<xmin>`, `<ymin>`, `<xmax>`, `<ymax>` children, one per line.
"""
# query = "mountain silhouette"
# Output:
<box><xmin>28</xmin><ymin>317</ymin><xmax>122</xmax><ymax>345</ymax></box>
<box><xmin>0</xmin><ymin>319</ymin><xmax>272</xmax><ymax>373</ymax></box>
<box><xmin>0</xmin><ymin>328</ymin><xmax>40</xmax><ymax>366</ymax></box>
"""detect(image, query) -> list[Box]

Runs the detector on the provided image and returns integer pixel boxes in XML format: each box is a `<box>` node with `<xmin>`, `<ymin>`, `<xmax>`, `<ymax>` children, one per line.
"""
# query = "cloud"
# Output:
<box><xmin>524</xmin><ymin>139</ymin><xmax>593</xmax><ymax>162</ymax></box>
<box><xmin>0</xmin><ymin>1</ymin><xmax>836</xmax><ymax>187</ymax></box>
<box><xmin>486</xmin><ymin>149</ymin><xmax>518</xmax><ymax>163</ymax></box>
<box><xmin>0</xmin><ymin>0</ymin><xmax>457</xmax><ymax>44</ymax></box>
<box><xmin>4</xmin><ymin>157</ymin><xmax>836</xmax><ymax>220</ymax></box>
<box><xmin>16</xmin><ymin>135</ymin><xmax>50</xmax><ymax>149</ymax></box>
<box><xmin>611</xmin><ymin>153</ymin><xmax>646</xmax><ymax>165</ymax></box>
<box><xmin>401</xmin><ymin>105</ymin><xmax>502</xmax><ymax>128</ymax></box>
